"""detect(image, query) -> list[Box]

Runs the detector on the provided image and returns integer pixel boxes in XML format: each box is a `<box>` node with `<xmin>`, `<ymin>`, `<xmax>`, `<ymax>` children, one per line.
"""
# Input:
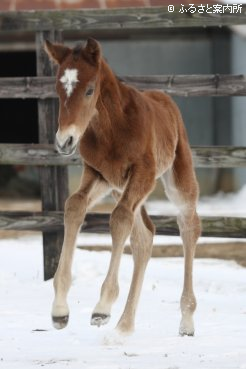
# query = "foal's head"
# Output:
<box><xmin>44</xmin><ymin>38</ymin><xmax>101</xmax><ymax>156</ymax></box>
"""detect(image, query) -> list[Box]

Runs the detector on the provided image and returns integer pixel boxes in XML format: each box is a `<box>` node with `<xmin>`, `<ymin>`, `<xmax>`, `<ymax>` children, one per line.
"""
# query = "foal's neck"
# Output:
<box><xmin>100</xmin><ymin>59</ymin><xmax>123</xmax><ymax>97</ymax></box>
<box><xmin>97</xmin><ymin>59</ymin><xmax>125</xmax><ymax>124</ymax></box>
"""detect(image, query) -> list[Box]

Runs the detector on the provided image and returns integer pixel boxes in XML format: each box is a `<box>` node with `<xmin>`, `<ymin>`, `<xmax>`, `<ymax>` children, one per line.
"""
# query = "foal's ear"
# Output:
<box><xmin>84</xmin><ymin>38</ymin><xmax>101</xmax><ymax>65</ymax></box>
<box><xmin>44</xmin><ymin>40</ymin><xmax>71</xmax><ymax>65</ymax></box>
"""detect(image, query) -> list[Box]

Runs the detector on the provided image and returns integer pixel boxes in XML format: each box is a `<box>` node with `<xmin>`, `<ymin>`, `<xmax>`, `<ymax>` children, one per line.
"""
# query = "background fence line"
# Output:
<box><xmin>1</xmin><ymin>212</ymin><xmax>246</xmax><ymax>239</ymax></box>
<box><xmin>1</xmin><ymin>74</ymin><xmax>246</xmax><ymax>98</ymax></box>
<box><xmin>1</xmin><ymin>6</ymin><xmax>246</xmax><ymax>32</ymax></box>
<box><xmin>1</xmin><ymin>6</ymin><xmax>246</xmax><ymax>279</ymax></box>
<box><xmin>1</xmin><ymin>144</ymin><xmax>246</xmax><ymax>168</ymax></box>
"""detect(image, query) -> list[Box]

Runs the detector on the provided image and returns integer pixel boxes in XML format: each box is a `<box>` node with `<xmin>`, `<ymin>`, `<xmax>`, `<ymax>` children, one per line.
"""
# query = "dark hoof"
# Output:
<box><xmin>52</xmin><ymin>315</ymin><xmax>69</xmax><ymax>330</ymax></box>
<box><xmin>179</xmin><ymin>331</ymin><xmax>194</xmax><ymax>337</ymax></box>
<box><xmin>91</xmin><ymin>313</ymin><xmax>110</xmax><ymax>327</ymax></box>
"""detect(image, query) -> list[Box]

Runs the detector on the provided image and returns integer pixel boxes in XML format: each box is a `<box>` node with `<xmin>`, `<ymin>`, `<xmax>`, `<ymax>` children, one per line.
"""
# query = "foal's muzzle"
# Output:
<box><xmin>55</xmin><ymin>135</ymin><xmax>77</xmax><ymax>156</ymax></box>
<box><xmin>55</xmin><ymin>125</ymin><xmax>80</xmax><ymax>156</ymax></box>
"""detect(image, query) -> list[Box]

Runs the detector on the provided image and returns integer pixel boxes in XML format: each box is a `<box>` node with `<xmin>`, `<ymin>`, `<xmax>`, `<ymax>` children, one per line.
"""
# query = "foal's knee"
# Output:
<box><xmin>110</xmin><ymin>204</ymin><xmax>134</xmax><ymax>244</ymax></box>
<box><xmin>130</xmin><ymin>207</ymin><xmax>154</xmax><ymax>262</ymax></box>
<box><xmin>178</xmin><ymin>210</ymin><xmax>201</xmax><ymax>243</ymax></box>
<box><xmin>64</xmin><ymin>192</ymin><xmax>87</xmax><ymax>225</ymax></box>
<box><xmin>141</xmin><ymin>206</ymin><xmax>155</xmax><ymax>235</ymax></box>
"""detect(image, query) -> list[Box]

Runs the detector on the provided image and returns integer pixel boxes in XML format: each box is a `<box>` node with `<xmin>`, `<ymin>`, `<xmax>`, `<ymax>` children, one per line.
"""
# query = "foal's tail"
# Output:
<box><xmin>172</xmin><ymin>109</ymin><xmax>199</xmax><ymax>202</ymax></box>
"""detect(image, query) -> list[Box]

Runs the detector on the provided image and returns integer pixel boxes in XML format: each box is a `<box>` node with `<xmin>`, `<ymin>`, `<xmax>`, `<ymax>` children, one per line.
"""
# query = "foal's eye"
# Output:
<box><xmin>85</xmin><ymin>88</ymin><xmax>94</xmax><ymax>97</ymax></box>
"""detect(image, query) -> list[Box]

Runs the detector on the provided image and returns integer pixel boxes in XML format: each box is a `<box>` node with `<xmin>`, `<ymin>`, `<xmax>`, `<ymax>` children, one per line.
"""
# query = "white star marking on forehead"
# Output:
<box><xmin>60</xmin><ymin>68</ymin><xmax>79</xmax><ymax>97</ymax></box>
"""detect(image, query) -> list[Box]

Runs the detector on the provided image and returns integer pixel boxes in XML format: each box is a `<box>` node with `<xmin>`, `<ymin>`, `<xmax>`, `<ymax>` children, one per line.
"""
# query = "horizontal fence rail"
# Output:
<box><xmin>1</xmin><ymin>212</ymin><xmax>246</xmax><ymax>238</ymax></box>
<box><xmin>1</xmin><ymin>144</ymin><xmax>246</xmax><ymax>168</ymax></box>
<box><xmin>1</xmin><ymin>6</ymin><xmax>246</xmax><ymax>33</ymax></box>
<box><xmin>1</xmin><ymin>74</ymin><xmax>246</xmax><ymax>98</ymax></box>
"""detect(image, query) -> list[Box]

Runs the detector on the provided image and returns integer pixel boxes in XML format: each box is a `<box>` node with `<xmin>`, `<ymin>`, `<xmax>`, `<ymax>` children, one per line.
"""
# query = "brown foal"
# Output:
<box><xmin>44</xmin><ymin>38</ymin><xmax>201</xmax><ymax>336</ymax></box>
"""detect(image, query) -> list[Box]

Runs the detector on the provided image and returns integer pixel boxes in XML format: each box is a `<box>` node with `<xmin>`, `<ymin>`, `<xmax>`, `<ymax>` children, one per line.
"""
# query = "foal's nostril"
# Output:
<box><xmin>67</xmin><ymin>136</ymin><xmax>73</xmax><ymax>148</ymax></box>
<box><xmin>63</xmin><ymin>136</ymin><xmax>74</xmax><ymax>151</ymax></box>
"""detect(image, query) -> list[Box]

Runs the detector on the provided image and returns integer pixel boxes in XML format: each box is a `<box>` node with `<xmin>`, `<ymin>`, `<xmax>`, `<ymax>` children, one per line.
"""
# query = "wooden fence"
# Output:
<box><xmin>1</xmin><ymin>6</ymin><xmax>246</xmax><ymax>280</ymax></box>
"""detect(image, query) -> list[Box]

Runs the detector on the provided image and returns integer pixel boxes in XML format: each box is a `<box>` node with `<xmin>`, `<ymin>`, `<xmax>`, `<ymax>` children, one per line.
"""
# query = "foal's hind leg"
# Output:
<box><xmin>116</xmin><ymin>206</ymin><xmax>155</xmax><ymax>333</ymax></box>
<box><xmin>162</xmin><ymin>164</ymin><xmax>201</xmax><ymax>336</ymax></box>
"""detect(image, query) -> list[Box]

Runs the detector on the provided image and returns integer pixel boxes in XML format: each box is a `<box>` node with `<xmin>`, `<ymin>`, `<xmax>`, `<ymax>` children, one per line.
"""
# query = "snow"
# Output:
<box><xmin>0</xmin><ymin>234</ymin><xmax>246</xmax><ymax>369</ymax></box>
<box><xmin>1</xmin><ymin>187</ymin><xmax>246</xmax><ymax>368</ymax></box>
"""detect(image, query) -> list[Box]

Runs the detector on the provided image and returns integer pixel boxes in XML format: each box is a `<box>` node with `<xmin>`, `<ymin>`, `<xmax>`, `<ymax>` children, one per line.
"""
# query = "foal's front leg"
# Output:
<box><xmin>91</xmin><ymin>162</ymin><xmax>155</xmax><ymax>332</ymax></box>
<box><xmin>52</xmin><ymin>166</ymin><xmax>109</xmax><ymax>329</ymax></box>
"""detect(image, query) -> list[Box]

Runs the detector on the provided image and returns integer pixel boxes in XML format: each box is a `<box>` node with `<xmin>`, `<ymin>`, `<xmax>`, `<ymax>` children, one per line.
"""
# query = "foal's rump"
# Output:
<box><xmin>142</xmin><ymin>90</ymin><xmax>185</xmax><ymax>177</ymax></box>
<box><xmin>144</xmin><ymin>88</ymin><xmax>198</xmax><ymax>204</ymax></box>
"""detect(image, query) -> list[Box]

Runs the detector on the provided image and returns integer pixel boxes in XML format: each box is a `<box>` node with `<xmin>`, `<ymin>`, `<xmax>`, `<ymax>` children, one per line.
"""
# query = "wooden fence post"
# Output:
<box><xmin>36</xmin><ymin>31</ymin><xmax>69</xmax><ymax>281</ymax></box>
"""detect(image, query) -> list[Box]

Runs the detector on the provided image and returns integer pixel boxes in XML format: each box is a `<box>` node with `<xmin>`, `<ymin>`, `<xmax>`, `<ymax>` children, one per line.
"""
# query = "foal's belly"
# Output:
<box><xmin>101</xmin><ymin>164</ymin><xmax>129</xmax><ymax>190</ymax></box>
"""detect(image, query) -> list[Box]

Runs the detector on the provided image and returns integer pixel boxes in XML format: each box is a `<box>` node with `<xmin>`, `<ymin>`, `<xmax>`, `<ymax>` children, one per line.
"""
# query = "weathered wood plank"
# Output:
<box><xmin>0</xmin><ymin>143</ymin><xmax>81</xmax><ymax>166</ymax></box>
<box><xmin>0</xmin><ymin>211</ymin><xmax>64</xmax><ymax>232</ymax></box>
<box><xmin>0</xmin><ymin>212</ymin><xmax>246</xmax><ymax>238</ymax></box>
<box><xmin>1</xmin><ymin>144</ymin><xmax>246</xmax><ymax>168</ymax></box>
<box><xmin>192</xmin><ymin>146</ymin><xmax>246</xmax><ymax>168</ymax></box>
<box><xmin>0</xmin><ymin>76</ymin><xmax>55</xmax><ymax>99</ymax></box>
<box><xmin>0</xmin><ymin>6</ymin><xmax>246</xmax><ymax>33</ymax></box>
<box><xmin>1</xmin><ymin>74</ymin><xmax>246</xmax><ymax>98</ymax></box>
<box><xmin>121</xmin><ymin>74</ymin><xmax>246</xmax><ymax>97</ymax></box>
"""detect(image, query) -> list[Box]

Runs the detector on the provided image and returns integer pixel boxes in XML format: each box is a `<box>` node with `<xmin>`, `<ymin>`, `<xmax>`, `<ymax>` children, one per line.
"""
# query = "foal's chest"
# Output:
<box><xmin>80</xmin><ymin>136</ymin><xmax>130</xmax><ymax>190</ymax></box>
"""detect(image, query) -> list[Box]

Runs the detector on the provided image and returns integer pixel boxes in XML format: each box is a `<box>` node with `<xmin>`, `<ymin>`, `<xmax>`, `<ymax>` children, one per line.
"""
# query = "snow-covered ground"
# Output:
<box><xmin>1</xmin><ymin>187</ymin><xmax>246</xmax><ymax>368</ymax></box>
<box><xmin>0</xmin><ymin>234</ymin><xmax>246</xmax><ymax>369</ymax></box>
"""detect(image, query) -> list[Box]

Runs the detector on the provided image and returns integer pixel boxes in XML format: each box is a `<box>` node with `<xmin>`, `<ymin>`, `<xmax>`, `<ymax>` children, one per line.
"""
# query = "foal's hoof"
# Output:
<box><xmin>179</xmin><ymin>318</ymin><xmax>194</xmax><ymax>337</ymax></box>
<box><xmin>52</xmin><ymin>315</ymin><xmax>69</xmax><ymax>330</ymax></box>
<box><xmin>91</xmin><ymin>313</ymin><xmax>110</xmax><ymax>327</ymax></box>
<box><xmin>179</xmin><ymin>330</ymin><xmax>194</xmax><ymax>337</ymax></box>
<box><xmin>179</xmin><ymin>325</ymin><xmax>194</xmax><ymax>337</ymax></box>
